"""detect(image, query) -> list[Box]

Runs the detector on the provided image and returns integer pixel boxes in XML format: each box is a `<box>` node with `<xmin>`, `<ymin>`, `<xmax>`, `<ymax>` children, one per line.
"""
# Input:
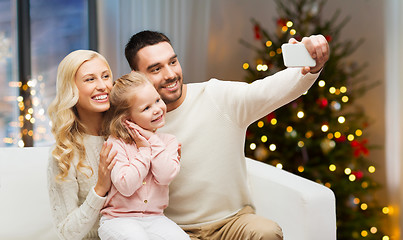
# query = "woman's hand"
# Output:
<box><xmin>94</xmin><ymin>142</ymin><xmax>117</xmax><ymax>197</ymax></box>
<box><xmin>124</xmin><ymin>120</ymin><xmax>154</xmax><ymax>148</ymax></box>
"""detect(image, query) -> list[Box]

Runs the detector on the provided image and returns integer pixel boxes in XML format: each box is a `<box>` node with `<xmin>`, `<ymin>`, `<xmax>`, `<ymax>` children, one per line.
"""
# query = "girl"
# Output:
<box><xmin>98</xmin><ymin>71</ymin><xmax>189</xmax><ymax>240</ymax></box>
<box><xmin>47</xmin><ymin>50</ymin><xmax>117</xmax><ymax>240</ymax></box>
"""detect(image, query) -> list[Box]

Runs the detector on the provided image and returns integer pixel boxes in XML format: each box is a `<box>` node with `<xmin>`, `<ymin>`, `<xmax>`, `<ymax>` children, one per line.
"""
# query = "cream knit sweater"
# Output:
<box><xmin>47</xmin><ymin>135</ymin><xmax>106</xmax><ymax>240</ymax></box>
<box><xmin>161</xmin><ymin>68</ymin><xmax>319</xmax><ymax>226</ymax></box>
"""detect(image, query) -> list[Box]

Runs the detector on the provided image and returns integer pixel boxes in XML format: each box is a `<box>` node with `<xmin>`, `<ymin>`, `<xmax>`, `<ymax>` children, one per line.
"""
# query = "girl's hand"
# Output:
<box><xmin>124</xmin><ymin>120</ymin><xmax>153</xmax><ymax>148</ymax></box>
<box><xmin>94</xmin><ymin>142</ymin><xmax>117</xmax><ymax>197</ymax></box>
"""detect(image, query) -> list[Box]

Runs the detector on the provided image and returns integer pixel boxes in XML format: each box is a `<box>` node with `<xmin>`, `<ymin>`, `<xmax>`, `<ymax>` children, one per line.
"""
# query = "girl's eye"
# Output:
<box><xmin>156</xmin><ymin>99</ymin><xmax>160</xmax><ymax>103</ymax></box>
<box><xmin>143</xmin><ymin>106</ymin><xmax>150</xmax><ymax>112</ymax></box>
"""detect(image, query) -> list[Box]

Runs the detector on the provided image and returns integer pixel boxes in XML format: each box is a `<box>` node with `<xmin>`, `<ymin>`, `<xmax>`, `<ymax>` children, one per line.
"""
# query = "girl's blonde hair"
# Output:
<box><xmin>48</xmin><ymin>50</ymin><xmax>112</xmax><ymax>181</ymax></box>
<box><xmin>102</xmin><ymin>71</ymin><xmax>152</xmax><ymax>144</ymax></box>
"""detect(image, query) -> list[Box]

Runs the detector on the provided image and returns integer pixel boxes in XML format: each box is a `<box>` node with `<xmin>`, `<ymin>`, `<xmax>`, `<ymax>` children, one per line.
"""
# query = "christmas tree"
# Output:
<box><xmin>241</xmin><ymin>0</ymin><xmax>389</xmax><ymax>239</ymax></box>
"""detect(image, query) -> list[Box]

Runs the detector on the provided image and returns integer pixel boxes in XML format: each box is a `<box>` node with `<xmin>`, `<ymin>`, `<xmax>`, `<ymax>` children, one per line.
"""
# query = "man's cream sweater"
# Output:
<box><xmin>161</xmin><ymin>68</ymin><xmax>319</xmax><ymax>226</ymax></box>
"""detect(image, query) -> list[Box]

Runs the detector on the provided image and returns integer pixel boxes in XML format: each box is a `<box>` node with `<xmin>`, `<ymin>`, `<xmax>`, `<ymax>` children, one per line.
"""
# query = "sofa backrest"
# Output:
<box><xmin>0</xmin><ymin>147</ymin><xmax>58</xmax><ymax>240</ymax></box>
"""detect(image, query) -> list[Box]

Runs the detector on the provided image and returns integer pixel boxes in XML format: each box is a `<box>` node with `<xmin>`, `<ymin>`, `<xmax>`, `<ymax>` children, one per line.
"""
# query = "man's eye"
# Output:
<box><xmin>103</xmin><ymin>74</ymin><xmax>110</xmax><ymax>79</ymax></box>
<box><xmin>151</xmin><ymin>67</ymin><xmax>161</xmax><ymax>73</ymax></box>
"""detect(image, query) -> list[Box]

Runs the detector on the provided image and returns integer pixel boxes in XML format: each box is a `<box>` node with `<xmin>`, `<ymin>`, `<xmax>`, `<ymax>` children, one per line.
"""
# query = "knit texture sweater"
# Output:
<box><xmin>47</xmin><ymin>135</ymin><xmax>106</xmax><ymax>240</ymax></box>
<box><xmin>160</xmin><ymin>68</ymin><xmax>319</xmax><ymax>226</ymax></box>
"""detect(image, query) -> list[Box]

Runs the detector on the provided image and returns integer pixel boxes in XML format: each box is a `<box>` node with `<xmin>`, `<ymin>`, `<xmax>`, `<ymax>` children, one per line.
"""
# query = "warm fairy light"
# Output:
<box><xmin>334</xmin><ymin>132</ymin><xmax>341</xmax><ymax>138</ymax></box>
<box><xmin>370</xmin><ymin>227</ymin><xmax>377</xmax><ymax>234</ymax></box>
<box><xmin>298</xmin><ymin>141</ymin><xmax>304</xmax><ymax>147</ymax></box>
<box><xmin>355</xmin><ymin>129</ymin><xmax>363</xmax><ymax>136</ymax></box>
<box><xmin>368</xmin><ymin>166</ymin><xmax>376</xmax><ymax>173</ymax></box>
<box><xmin>338</xmin><ymin>116</ymin><xmax>345</xmax><ymax>123</ymax></box>
<box><xmin>329</xmin><ymin>164</ymin><xmax>336</xmax><ymax>171</ymax></box>
<box><xmin>342</xmin><ymin>96</ymin><xmax>349</xmax><ymax>102</ymax></box>
<box><xmin>250</xmin><ymin>143</ymin><xmax>256</xmax><ymax>150</ymax></box>
<box><xmin>286</xmin><ymin>21</ymin><xmax>293</xmax><ymax>27</ymax></box>
<box><xmin>17</xmin><ymin>96</ymin><xmax>23</xmax><ymax>102</ymax></box>
<box><xmin>329</xmin><ymin>87</ymin><xmax>336</xmax><ymax>94</ymax></box>
<box><xmin>257</xmin><ymin>121</ymin><xmax>264</xmax><ymax>128</ymax></box>
<box><xmin>276</xmin><ymin>163</ymin><xmax>283</xmax><ymax>169</ymax></box>
<box><xmin>25</xmin><ymin>114</ymin><xmax>31</xmax><ymax>120</ymax></box>
<box><xmin>276</xmin><ymin>48</ymin><xmax>282</xmax><ymax>54</ymax></box>
<box><xmin>354</xmin><ymin>198</ymin><xmax>360</xmax><ymax>204</ymax></box>
<box><xmin>271</xmin><ymin>118</ymin><xmax>277</xmax><ymax>125</ymax></box>
<box><xmin>345</xmin><ymin>168</ymin><xmax>352</xmax><ymax>175</ymax></box>
<box><xmin>286</xmin><ymin>126</ymin><xmax>293</xmax><ymax>132</ymax></box>
<box><xmin>340</xmin><ymin>86</ymin><xmax>347</xmax><ymax>93</ymax></box>
<box><xmin>266</xmin><ymin>41</ymin><xmax>272</xmax><ymax>47</ymax></box>
<box><xmin>297</xmin><ymin>111</ymin><xmax>304</xmax><ymax>118</ymax></box>
<box><xmin>349</xmin><ymin>174</ymin><xmax>356</xmax><ymax>181</ymax></box>
<box><xmin>327</xmin><ymin>133</ymin><xmax>334</xmax><ymax>139</ymax></box>
<box><xmin>382</xmin><ymin>236</ymin><xmax>390</xmax><ymax>240</ymax></box>
<box><xmin>361</xmin><ymin>230</ymin><xmax>368</xmax><ymax>237</ymax></box>
<box><xmin>28</xmin><ymin>108</ymin><xmax>34</xmax><ymax>114</ymax></box>
<box><xmin>243</xmin><ymin>63</ymin><xmax>249</xmax><ymax>69</ymax></box>
<box><xmin>382</xmin><ymin>207</ymin><xmax>390</xmax><ymax>214</ymax></box>
<box><xmin>18</xmin><ymin>140</ymin><xmax>24</xmax><ymax>148</ymax></box>
<box><xmin>269</xmin><ymin>144</ymin><xmax>276</xmax><ymax>151</ymax></box>
<box><xmin>298</xmin><ymin>166</ymin><xmax>304</xmax><ymax>172</ymax></box>
<box><xmin>290</xmin><ymin>29</ymin><xmax>296</xmax><ymax>35</ymax></box>
<box><xmin>361</xmin><ymin>203</ymin><xmax>368</xmax><ymax>210</ymax></box>
<box><xmin>282</xmin><ymin>26</ymin><xmax>288</xmax><ymax>32</ymax></box>
<box><xmin>305</xmin><ymin>131</ymin><xmax>313</xmax><ymax>138</ymax></box>
<box><xmin>270</xmin><ymin>51</ymin><xmax>276</xmax><ymax>57</ymax></box>
<box><xmin>362</xmin><ymin>181</ymin><xmax>369</xmax><ymax>188</ymax></box>
<box><xmin>347</xmin><ymin>134</ymin><xmax>355</xmax><ymax>141</ymax></box>
<box><xmin>321</xmin><ymin>124</ymin><xmax>329</xmax><ymax>132</ymax></box>
<box><xmin>335</xmin><ymin>89</ymin><xmax>341</xmax><ymax>95</ymax></box>
<box><xmin>325</xmin><ymin>182</ymin><xmax>331</xmax><ymax>188</ymax></box>
<box><xmin>318</xmin><ymin>80</ymin><xmax>326</xmax><ymax>87</ymax></box>
<box><xmin>261</xmin><ymin>135</ymin><xmax>268</xmax><ymax>142</ymax></box>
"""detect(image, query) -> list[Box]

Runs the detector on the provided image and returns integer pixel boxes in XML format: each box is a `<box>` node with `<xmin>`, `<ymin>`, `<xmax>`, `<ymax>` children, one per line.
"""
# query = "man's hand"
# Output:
<box><xmin>289</xmin><ymin>35</ymin><xmax>330</xmax><ymax>75</ymax></box>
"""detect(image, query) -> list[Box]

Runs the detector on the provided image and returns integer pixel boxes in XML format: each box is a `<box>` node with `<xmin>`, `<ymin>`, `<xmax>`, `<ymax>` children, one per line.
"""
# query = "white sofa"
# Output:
<box><xmin>0</xmin><ymin>147</ymin><xmax>336</xmax><ymax>240</ymax></box>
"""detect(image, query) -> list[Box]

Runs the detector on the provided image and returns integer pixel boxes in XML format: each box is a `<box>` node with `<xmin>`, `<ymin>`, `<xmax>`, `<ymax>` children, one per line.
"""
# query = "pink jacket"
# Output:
<box><xmin>101</xmin><ymin>133</ymin><xmax>180</xmax><ymax>218</ymax></box>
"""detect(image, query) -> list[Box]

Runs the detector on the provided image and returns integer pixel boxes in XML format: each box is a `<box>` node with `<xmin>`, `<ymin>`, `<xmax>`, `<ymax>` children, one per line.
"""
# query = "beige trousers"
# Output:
<box><xmin>182</xmin><ymin>206</ymin><xmax>283</xmax><ymax>240</ymax></box>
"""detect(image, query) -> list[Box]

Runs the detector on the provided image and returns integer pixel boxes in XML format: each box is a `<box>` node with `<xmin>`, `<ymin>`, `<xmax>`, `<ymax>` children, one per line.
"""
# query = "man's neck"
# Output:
<box><xmin>167</xmin><ymin>84</ymin><xmax>187</xmax><ymax>112</ymax></box>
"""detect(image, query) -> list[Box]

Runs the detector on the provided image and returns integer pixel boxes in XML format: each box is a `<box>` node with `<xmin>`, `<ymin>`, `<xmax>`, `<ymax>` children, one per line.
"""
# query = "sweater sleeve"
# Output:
<box><xmin>47</xmin><ymin>153</ymin><xmax>106</xmax><ymax>240</ymax></box>
<box><xmin>109</xmin><ymin>137</ymin><xmax>151</xmax><ymax>197</ymax></box>
<box><xmin>207</xmin><ymin>68</ymin><xmax>320</xmax><ymax>128</ymax></box>
<box><xmin>148</xmin><ymin>134</ymin><xmax>180</xmax><ymax>185</ymax></box>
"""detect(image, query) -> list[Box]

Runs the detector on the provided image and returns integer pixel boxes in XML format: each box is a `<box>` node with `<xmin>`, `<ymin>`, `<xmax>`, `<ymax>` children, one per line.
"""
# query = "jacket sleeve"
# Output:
<box><xmin>207</xmin><ymin>68</ymin><xmax>320</xmax><ymax>128</ymax></box>
<box><xmin>47</xmin><ymin>152</ymin><xmax>106</xmax><ymax>240</ymax></box>
<box><xmin>109</xmin><ymin>138</ymin><xmax>151</xmax><ymax>197</ymax></box>
<box><xmin>148</xmin><ymin>134</ymin><xmax>180</xmax><ymax>185</ymax></box>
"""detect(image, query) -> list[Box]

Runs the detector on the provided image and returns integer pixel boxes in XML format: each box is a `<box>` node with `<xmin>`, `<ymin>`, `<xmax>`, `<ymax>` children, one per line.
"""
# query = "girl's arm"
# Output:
<box><xmin>109</xmin><ymin>137</ymin><xmax>151</xmax><ymax>197</ymax></box>
<box><xmin>149</xmin><ymin>134</ymin><xmax>181</xmax><ymax>185</ymax></box>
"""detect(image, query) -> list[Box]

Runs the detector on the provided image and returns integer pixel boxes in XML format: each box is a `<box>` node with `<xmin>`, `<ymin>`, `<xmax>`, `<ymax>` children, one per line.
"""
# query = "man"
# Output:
<box><xmin>125</xmin><ymin>30</ymin><xmax>329</xmax><ymax>240</ymax></box>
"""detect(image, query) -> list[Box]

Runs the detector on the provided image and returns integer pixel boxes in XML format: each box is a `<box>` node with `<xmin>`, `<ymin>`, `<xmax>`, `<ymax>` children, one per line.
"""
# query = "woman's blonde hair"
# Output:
<box><xmin>48</xmin><ymin>50</ymin><xmax>112</xmax><ymax>181</ymax></box>
<box><xmin>102</xmin><ymin>71</ymin><xmax>152</xmax><ymax>144</ymax></box>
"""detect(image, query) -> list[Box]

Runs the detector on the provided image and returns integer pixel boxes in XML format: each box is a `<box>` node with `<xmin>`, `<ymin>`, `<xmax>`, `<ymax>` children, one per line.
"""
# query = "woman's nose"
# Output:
<box><xmin>96</xmin><ymin>78</ymin><xmax>107</xmax><ymax>90</ymax></box>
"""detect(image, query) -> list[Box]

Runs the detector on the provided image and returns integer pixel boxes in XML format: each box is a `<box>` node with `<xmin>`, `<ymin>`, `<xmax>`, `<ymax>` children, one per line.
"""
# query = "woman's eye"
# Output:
<box><xmin>103</xmin><ymin>74</ymin><xmax>110</xmax><ymax>79</ymax></box>
<box><xmin>85</xmin><ymin>78</ymin><xmax>94</xmax><ymax>82</ymax></box>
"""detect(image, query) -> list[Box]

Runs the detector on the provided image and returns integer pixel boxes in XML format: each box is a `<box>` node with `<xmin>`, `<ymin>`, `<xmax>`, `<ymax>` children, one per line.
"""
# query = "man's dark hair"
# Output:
<box><xmin>125</xmin><ymin>30</ymin><xmax>171</xmax><ymax>70</ymax></box>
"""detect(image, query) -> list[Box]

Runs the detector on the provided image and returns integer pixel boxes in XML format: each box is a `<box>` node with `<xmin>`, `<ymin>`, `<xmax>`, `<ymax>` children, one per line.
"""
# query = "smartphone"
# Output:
<box><xmin>281</xmin><ymin>43</ymin><xmax>316</xmax><ymax>67</ymax></box>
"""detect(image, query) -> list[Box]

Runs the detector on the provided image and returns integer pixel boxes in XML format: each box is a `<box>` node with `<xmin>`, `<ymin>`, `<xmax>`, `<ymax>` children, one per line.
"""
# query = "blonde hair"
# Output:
<box><xmin>48</xmin><ymin>50</ymin><xmax>112</xmax><ymax>181</ymax></box>
<box><xmin>102</xmin><ymin>71</ymin><xmax>152</xmax><ymax>144</ymax></box>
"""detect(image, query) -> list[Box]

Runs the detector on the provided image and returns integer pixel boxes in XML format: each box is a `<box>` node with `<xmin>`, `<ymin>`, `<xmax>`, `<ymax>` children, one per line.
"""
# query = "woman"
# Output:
<box><xmin>47</xmin><ymin>50</ymin><xmax>117</xmax><ymax>240</ymax></box>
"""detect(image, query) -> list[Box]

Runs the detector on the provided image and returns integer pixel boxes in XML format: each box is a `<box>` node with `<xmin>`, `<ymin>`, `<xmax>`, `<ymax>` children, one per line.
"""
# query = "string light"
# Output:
<box><xmin>257</xmin><ymin>121</ymin><xmax>264</xmax><ymax>128</ymax></box>
<box><xmin>266</xmin><ymin>41</ymin><xmax>272</xmax><ymax>47</ymax></box>
<box><xmin>250</xmin><ymin>143</ymin><xmax>256</xmax><ymax>150</ymax></box>
<box><xmin>243</xmin><ymin>63</ymin><xmax>249</xmax><ymax>69</ymax></box>
<box><xmin>318</xmin><ymin>80</ymin><xmax>326</xmax><ymax>87</ymax></box>
<box><xmin>368</xmin><ymin>166</ymin><xmax>376</xmax><ymax>173</ymax></box>
<box><xmin>329</xmin><ymin>164</ymin><xmax>336</xmax><ymax>171</ymax></box>
<box><xmin>276</xmin><ymin>163</ymin><xmax>283</xmax><ymax>169</ymax></box>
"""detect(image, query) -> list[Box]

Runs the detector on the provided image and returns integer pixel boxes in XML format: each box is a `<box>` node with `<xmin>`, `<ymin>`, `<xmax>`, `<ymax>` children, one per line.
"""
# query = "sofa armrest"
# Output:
<box><xmin>246</xmin><ymin>158</ymin><xmax>337</xmax><ymax>240</ymax></box>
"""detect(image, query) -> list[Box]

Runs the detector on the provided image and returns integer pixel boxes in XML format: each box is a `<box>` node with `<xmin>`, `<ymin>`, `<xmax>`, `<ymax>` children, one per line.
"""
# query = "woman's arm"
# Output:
<box><xmin>47</xmin><ymin>155</ymin><xmax>105</xmax><ymax>240</ymax></box>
